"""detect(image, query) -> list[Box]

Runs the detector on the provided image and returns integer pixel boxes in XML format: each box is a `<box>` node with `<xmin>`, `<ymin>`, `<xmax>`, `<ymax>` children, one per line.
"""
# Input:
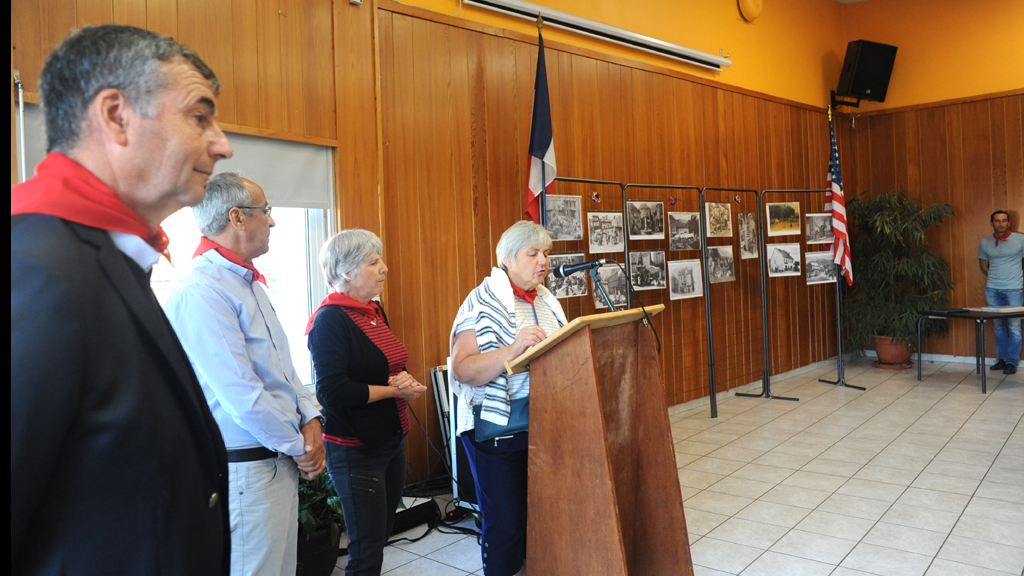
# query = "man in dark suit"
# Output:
<box><xmin>11</xmin><ymin>25</ymin><xmax>234</xmax><ymax>574</ymax></box>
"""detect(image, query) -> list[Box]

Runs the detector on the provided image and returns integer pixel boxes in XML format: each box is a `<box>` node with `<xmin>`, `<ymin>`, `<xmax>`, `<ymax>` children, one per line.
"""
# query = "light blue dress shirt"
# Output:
<box><xmin>165</xmin><ymin>249</ymin><xmax>320</xmax><ymax>455</ymax></box>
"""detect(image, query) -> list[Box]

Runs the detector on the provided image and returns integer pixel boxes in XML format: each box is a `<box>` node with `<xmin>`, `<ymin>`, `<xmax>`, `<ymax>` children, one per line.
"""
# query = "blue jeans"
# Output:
<box><xmin>986</xmin><ymin>288</ymin><xmax>1023</xmax><ymax>365</ymax></box>
<box><xmin>325</xmin><ymin>436</ymin><xmax>407</xmax><ymax>576</ymax></box>
<box><xmin>461</xmin><ymin>430</ymin><xmax>529</xmax><ymax>576</ymax></box>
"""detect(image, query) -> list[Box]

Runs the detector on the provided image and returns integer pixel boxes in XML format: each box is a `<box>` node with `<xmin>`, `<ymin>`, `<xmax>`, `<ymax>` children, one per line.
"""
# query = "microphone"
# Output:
<box><xmin>552</xmin><ymin>258</ymin><xmax>615</xmax><ymax>278</ymax></box>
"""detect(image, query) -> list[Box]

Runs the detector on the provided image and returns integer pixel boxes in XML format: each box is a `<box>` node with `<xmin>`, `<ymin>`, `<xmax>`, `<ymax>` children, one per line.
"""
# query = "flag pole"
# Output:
<box><xmin>818</xmin><ymin>104</ymin><xmax>864</xmax><ymax>391</ymax></box>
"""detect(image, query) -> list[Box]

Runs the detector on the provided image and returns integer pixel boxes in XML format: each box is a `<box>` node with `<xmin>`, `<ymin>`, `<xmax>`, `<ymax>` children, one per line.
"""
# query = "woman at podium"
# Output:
<box><xmin>450</xmin><ymin>221</ymin><xmax>568</xmax><ymax>576</ymax></box>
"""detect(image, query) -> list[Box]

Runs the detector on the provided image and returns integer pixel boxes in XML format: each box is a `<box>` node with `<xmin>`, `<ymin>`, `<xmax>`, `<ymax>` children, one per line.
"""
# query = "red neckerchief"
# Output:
<box><xmin>11</xmin><ymin>152</ymin><xmax>171</xmax><ymax>260</ymax></box>
<box><xmin>994</xmin><ymin>229</ymin><xmax>1012</xmax><ymax>247</ymax></box>
<box><xmin>193</xmin><ymin>237</ymin><xmax>267</xmax><ymax>285</ymax></box>
<box><xmin>305</xmin><ymin>292</ymin><xmax>383</xmax><ymax>335</ymax></box>
<box><xmin>511</xmin><ymin>282</ymin><xmax>538</xmax><ymax>304</ymax></box>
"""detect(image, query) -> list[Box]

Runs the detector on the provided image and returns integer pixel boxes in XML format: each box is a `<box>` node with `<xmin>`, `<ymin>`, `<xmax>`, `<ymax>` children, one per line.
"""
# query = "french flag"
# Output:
<box><xmin>526</xmin><ymin>29</ymin><xmax>556</xmax><ymax>224</ymax></box>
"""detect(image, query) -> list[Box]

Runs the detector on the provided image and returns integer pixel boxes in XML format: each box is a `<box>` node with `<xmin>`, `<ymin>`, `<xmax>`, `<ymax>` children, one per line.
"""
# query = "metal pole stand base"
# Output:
<box><xmin>818</xmin><ymin>375</ymin><xmax>866</xmax><ymax>391</ymax></box>
<box><xmin>735</xmin><ymin>371</ymin><xmax>800</xmax><ymax>402</ymax></box>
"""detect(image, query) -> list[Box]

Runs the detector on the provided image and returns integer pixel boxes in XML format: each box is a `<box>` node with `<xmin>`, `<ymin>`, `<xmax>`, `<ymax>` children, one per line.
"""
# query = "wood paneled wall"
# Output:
<box><xmin>11</xmin><ymin>0</ymin><xmax>337</xmax><ymax>144</ymax></box>
<box><xmin>374</xmin><ymin>4</ymin><xmax>841</xmax><ymax>471</ymax></box>
<box><xmin>835</xmin><ymin>93</ymin><xmax>1024</xmax><ymax>359</ymax></box>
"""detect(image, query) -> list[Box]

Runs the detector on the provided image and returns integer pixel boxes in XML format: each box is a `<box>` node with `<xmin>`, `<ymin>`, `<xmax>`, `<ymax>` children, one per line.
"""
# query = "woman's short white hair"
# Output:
<box><xmin>495</xmin><ymin>221</ymin><xmax>552</xmax><ymax>270</ymax></box>
<box><xmin>320</xmin><ymin>229</ymin><xmax>384</xmax><ymax>293</ymax></box>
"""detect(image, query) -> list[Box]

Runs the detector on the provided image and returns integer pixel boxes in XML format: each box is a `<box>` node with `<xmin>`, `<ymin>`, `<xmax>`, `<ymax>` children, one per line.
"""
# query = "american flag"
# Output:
<box><xmin>826</xmin><ymin>116</ymin><xmax>853</xmax><ymax>285</ymax></box>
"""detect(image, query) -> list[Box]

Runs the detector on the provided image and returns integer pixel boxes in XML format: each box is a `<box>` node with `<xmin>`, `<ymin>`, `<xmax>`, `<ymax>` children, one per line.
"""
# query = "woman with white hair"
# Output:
<box><xmin>305</xmin><ymin>229</ymin><xmax>426</xmax><ymax>576</ymax></box>
<box><xmin>450</xmin><ymin>221</ymin><xmax>567</xmax><ymax>576</ymax></box>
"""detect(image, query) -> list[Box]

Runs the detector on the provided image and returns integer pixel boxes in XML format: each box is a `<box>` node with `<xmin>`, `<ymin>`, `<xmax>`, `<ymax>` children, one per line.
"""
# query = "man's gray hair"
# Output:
<box><xmin>495</xmin><ymin>221</ymin><xmax>552</xmax><ymax>270</ymax></box>
<box><xmin>193</xmin><ymin>172</ymin><xmax>251</xmax><ymax>237</ymax></box>
<box><xmin>320</xmin><ymin>229</ymin><xmax>384</xmax><ymax>293</ymax></box>
<box><xmin>39</xmin><ymin>24</ymin><xmax>220</xmax><ymax>153</ymax></box>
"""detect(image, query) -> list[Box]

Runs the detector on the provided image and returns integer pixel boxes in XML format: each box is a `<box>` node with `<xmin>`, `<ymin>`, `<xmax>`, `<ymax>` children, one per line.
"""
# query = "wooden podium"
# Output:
<box><xmin>504</xmin><ymin>305</ymin><xmax>694</xmax><ymax>576</ymax></box>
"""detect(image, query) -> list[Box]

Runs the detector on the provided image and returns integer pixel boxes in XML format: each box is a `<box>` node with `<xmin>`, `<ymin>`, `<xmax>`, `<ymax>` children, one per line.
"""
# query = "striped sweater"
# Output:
<box><xmin>449</xmin><ymin>267</ymin><xmax>567</xmax><ymax>430</ymax></box>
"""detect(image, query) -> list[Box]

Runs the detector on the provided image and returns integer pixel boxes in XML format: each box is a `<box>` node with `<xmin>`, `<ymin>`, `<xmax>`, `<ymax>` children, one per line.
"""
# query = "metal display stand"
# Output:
<box><xmin>700</xmin><ymin>187</ymin><xmax>796</xmax><ymax>405</ymax></box>
<box><xmin>760</xmin><ymin>189</ymin><xmax>862</xmax><ymax>392</ymax></box>
<box><xmin>624</xmin><ymin>185</ymin><xmax>709</xmax><ymax>412</ymax></box>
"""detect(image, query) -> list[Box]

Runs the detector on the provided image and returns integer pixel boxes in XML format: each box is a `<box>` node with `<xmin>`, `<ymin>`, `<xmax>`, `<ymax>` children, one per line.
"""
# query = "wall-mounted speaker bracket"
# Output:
<box><xmin>831</xmin><ymin>90</ymin><xmax>861</xmax><ymax>111</ymax></box>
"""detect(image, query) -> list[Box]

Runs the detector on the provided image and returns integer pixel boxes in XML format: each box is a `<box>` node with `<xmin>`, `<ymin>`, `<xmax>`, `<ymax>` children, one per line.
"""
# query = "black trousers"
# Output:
<box><xmin>462</xmin><ymin>430</ymin><xmax>529</xmax><ymax>576</ymax></box>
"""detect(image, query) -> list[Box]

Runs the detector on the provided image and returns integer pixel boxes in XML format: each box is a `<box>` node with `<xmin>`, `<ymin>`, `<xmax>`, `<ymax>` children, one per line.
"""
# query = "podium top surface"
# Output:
<box><xmin>504</xmin><ymin>304</ymin><xmax>665</xmax><ymax>375</ymax></box>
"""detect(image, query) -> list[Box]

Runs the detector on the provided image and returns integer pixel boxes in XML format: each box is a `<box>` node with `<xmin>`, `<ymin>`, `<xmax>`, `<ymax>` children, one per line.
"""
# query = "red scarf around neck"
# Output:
<box><xmin>511</xmin><ymin>282</ymin><xmax>538</xmax><ymax>304</ymax></box>
<box><xmin>305</xmin><ymin>292</ymin><xmax>382</xmax><ymax>335</ymax></box>
<box><xmin>11</xmin><ymin>152</ymin><xmax>171</xmax><ymax>260</ymax></box>
<box><xmin>994</xmin><ymin>229</ymin><xmax>1012</xmax><ymax>247</ymax></box>
<box><xmin>193</xmin><ymin>237</ymin><xmax>267</xmax><ymax>285</ymax></box>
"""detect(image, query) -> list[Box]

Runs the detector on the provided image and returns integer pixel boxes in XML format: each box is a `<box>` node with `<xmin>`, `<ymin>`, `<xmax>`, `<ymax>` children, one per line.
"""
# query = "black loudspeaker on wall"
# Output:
<box><xmin>835</xmin><ymin>40</ymin><xmax>898</xmax><ymax>104</ymax></box>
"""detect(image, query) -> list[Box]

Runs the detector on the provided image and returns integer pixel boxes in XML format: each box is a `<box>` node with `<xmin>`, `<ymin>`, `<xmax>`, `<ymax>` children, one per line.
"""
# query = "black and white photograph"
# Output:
<box><xmin>587</xmin><ymin>212</ymin><xmax>624</xmax><ymax>253</ymax></box>
<box><xmin>668</xmin><ymin>212</ymin><xmax>701</xmax><ymax>251</ymax></box>
<box><xmin>704</xmin><ymin>202</ymin><xmax>733</xmax><ymax>238</ymax></box>
<box><xmin>628</xmin><ymin>251</ymin><xmax>667</xmax><ymax>291</ymax></box>
<box><xmin>544</xmin><ymin>195</ymin><xmax>584</xmax><ymax>241</ymax></box>
<box><xmin>591</xmin><ymin>264</ymin><xmax>628</xmax><ymax>309</ymax></box>
<box><xmin>767</xmin><ymin>243</ymin><xmax>802</xmax><ymax>277</ymax></box>
<box><xmin>738</xmin><ymin>213</ymin><xmax>758</xmax><ymax>259</ymax></box>
<box><xmin>805</xmin><ymin>250</ymin><xmax>837</xmax><ymax>284</ymax></box>
<box><xmin>668</xmin><ymin>260</ymin><xmax>703</xmax><ymax>300</ymax></box>
<box><xmin>547</xmin><ymin>253</ymin><xmax>589</xmax><ymax>298</ymax></box>
<box><xmin>626</xmin><ymin>201</ymin><xmax>665</xmax><ymax>240</ymax></box>
<box><xmin>805</xmin><ymin>212</ymin><xmax>835</xmax><ymax>245</ymax></box>
<box><xmin>707</xmin><ymin>245</ymin><xmax>736</xmax><ymax>284</ymax></box>
<box><xmin>766</xmin><ymin>201</ymin><xmax>802</xmax><ymax>237</ymax></box>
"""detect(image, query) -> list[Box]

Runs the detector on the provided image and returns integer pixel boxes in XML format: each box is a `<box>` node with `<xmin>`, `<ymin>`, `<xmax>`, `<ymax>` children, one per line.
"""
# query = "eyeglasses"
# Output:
<box><xmin>237</xmin><ymin>205</ymin><xmax>272</xmax><ymax>217</ymax></box>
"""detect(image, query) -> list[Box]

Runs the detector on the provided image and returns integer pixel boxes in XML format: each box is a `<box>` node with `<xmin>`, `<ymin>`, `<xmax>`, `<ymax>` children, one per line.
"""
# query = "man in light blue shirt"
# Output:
<box><xmin>166</xmin><ymin>172</ymin><xmax>325</xmax><ymax>576</ymax></box>
<box><xmin>978</xmin><ymin>210</ymin><xmax>1024</xmax><ymax>374</ymax></box>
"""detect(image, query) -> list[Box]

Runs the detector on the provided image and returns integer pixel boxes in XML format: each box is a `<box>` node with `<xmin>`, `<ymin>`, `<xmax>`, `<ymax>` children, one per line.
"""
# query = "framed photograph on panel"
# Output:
<box><xmin>805</xmin><ymin>250</ymin><xmax>838</xmax><ymax>285</ymax></box>
<box><xmin>545</xmin><ymin>195</ymin><xmax>584</xmax><ymax>241</ymax></box>
<box><xmin>767</xmin><ymin>243</ymin><xmax>802</xmax><ymax>277</ymax></box>
<box><xmin>738</xmin><ymin>213</ymin><xmax>758</xmax><ymax>259</ymax></box>
<box><xmin>628</xmin><ymin>251</ymin><xmax>667</xmax><ymax>291</ymax></box>
<box><xmin>587</xmin><ymin>212</ymin><xmax>625</xmax><ymax>253</ymax></box>
<box><xmin>707</xmin><ymin>245</ymin><xmax>736</xmax><ymax>283</ymax></box>
<box><xmin>668</xmin><ymin>212</ymin><xmax>701</xmax><ymax>251</ymax></box>
<box><xmin>766</xmin><ymin>202</ymin><xmax>801</xmax><ymax>236</ymax></box>
<box><xmin>704</xmin><ymin>202</ymin><xmax>733</xmax><ymax>238</ymax></box>
<box><xmin>626</xmin><ymin>201</ymin><xmax>665</xmax><ymax>240</ymax></box>
<box><xmin>668</xmin><ymin>260</ymin><xmax>703</xmax><ymax>300</ymax></box>
<box><xmin>547</xmin><ymin>253</ymin><xmax>589</xmax><ymax>298</ymax></box>
<box><xmin>591</xmin><ymin>264</ymin><xmax>628</xmax><ymax>309</ymax></box>
<box><xmin>805</xmin><ymin>213</ymin><xmax>835</xmax><ymax>245</ymax></box>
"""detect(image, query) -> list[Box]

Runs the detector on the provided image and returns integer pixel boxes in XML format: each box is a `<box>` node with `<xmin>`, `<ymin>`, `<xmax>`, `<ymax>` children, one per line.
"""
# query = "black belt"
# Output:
<box><xmin>226</xmin><ymin>447</ymin><xmax>279</xmax><ymax>463</ymax></box>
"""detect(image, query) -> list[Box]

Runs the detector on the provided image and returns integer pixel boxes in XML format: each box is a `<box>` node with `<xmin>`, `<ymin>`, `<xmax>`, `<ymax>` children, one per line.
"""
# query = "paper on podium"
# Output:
<box><xmin>503</xmin><ymin>304</ymin><xmax>665</xmax><ymax>375</ymax></box>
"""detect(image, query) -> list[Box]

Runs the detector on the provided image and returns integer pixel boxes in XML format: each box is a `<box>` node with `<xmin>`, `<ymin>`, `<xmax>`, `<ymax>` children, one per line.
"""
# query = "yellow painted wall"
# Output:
<box><xmin>840</xmin><ymin>0</ymin><xmax>1024</xmax><ymax>112</ymax></box>
<box><xmin>396</xmin><ymin>0</ymin><xmax>1024</xmax><ymax>111</ymax></box>
<box><xmin>400</xmin><ymin>0</ymin><xmax>847</xmax><ymax>108</ymax></box>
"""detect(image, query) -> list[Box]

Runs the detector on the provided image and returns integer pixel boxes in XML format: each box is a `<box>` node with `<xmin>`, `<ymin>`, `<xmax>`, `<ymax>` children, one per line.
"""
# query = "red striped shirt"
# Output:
<box><xmin>323</xmin><ymin>305</ymin><xmax>410</xmax><ymax>447</ymax></box>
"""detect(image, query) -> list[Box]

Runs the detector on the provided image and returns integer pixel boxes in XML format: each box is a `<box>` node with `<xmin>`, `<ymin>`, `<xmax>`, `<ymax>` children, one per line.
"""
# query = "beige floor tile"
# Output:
<box><xmin>794</xmin><ymin>510</ymin><xmax>875</xmax><ymax>541</ymax></box>
<box><xmin>706</xmin><ymin>476</ymin><xmax>776</xmax><ymax>499</ymax></box>
<box><xmin>734</xmin><ymin>500</ymin><xmax>811</xmax><ymax>528</ymax></box>
<box><xmin>852</xmin><ymin>464</ymin><xmax>920</xmax><ymax>486</ymax></box>
<box><xmin>685</xmin><ymin>490</ymin><xmax>754</xmax><ymax>516</ymax></box>
<box><xmin>705</xmin><ymin>517</ymin><xmax>789</xmax><ymax>550</ymax></box>
<box><xmin>880</xmin><ymin>503</ymin><xmax>960</xmax><ymax>533</ymax></box>
<box><xmin>760</xmin><ymin>485</ymin><xmax>832</xmax><ymax>509</ymax></box>
<box><xmin>738</xmin><ymin>551</ymin><xmax>834</xmax><ymax>576</ymax></box>
<box><xmin>426</xmin><ymin>538</ymin><xmax>482</xmax><ymax>573</ymax></box>
<box><xmin>769</xmin><ymin>529</ymin><xmax>856</xmax><ymax>565</ymax></box>
<box><xmin>836</xmin><ymin>478</ymin><xmax>907</xmax><ymax>503</ymax></box>
<box><xmin>383</xmin><ymin>556</ymin><xmax>469</xmax><ymax>576</ymax></box>
<box><xmin>678</xmin><ymin>468</ymin><xmax>726</xmax><ymax>490</ymax></box>
<box><xmin>910</xmin><ymin>472</ymin><xmax>982</xmax><ymax>496</ymax></box>
<box><xmin>925</xmin><ymin>558</ymin><xmax>1022</xmax><ymax>576</ymax></box>
<box><xmin>781</xmin><ymin>470</ymin><xmax>848</xmax><ymax>492</ymax></box>
<box><xmin>686</xmin><ymin>456</ymin><xmax>747</xmax><ymax>476</ymax></box>
<box><xmin>817</xmin><ymin>493</ymin><xmax>893</xmax><ymax>521</ymax></box>
<box><xmin>800</xmin><ymin>457</ymin><xmax>863</xmax><ymax>477</ymax></box>
<box><xmin>952</xmin><ymin>514</ymin><xmax>1024</xmax><ymax>548</ymax></box>
<box><xmin>731</xmin><ymin>462</ymin><xmax>794</xmax><ymax>484</ymax></box>
<box><xmin>683</xmin><ymin>508</ymin><xmax>731</xmax><ymax>536</ymax></box>
<box><xmin>975</xmin><ymin>479</ymin><xmax>1024</xmax><ymax>504</ymax></box>
<box><xmin>862</xmin><ymin>521</ymin><xmax>948</xmax><ymax>556</ymax></box>
<box><xmin>937</xmin><ymin>535</ymin><xmax>1024</xmax><ymax>574</ymax></box>
<box><xmin>689</xmin><ymin>536</ymin><xmax>763</xmax><ymax>574</ymax></box>
<box><xmin>896</xmin><ymin>487</ymin><xmax>971</xmax><ymax>513</ymax></box>
<box><xmin>840</xmin><ymin>542</ymin><xmax>932</xmax><ymax>576</ymax></box>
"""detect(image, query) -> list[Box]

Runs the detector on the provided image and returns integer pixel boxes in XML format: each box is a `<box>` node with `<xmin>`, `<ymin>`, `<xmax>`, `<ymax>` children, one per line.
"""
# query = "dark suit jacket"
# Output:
<box><xmin>11</xmin><ymin>215</ymin><xmax>230</xmax><ymax>575</ymax></box>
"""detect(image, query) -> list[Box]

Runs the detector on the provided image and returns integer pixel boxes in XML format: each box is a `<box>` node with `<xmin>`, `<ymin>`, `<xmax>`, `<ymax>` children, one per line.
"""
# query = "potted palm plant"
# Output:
<box><xmin>842</xmin><ymin>190</ymin><xmax>957</xmax><ymax>368</ymax></box>
<box><xmin>297</xmin><ymin>470</ymin><xmax>344</xmax><ymax>576</ymax></box>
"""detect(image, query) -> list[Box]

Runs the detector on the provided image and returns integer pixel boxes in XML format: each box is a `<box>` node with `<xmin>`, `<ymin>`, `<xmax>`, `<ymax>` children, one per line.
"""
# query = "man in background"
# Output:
<box><xmin>165</xmin><ymin>172</ymin><xmax>326</xmax><ymax>576</ymax></box>
<box><xmin>979</xmin><ymin>210</ymin><xmax>1024</xmax><ymax>375</ymax></box>
<box><xmin>12</xmin><ymin>25</ymin><xmax>233</xmax><ymax>574</ymax></box>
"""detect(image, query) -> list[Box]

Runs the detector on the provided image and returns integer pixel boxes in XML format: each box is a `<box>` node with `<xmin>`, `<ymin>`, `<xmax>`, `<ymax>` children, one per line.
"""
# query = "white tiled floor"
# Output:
<box><xmin>333</xmin><ymin>358</ymin><xmax>1023</xmax><ymax>576</ymax></box>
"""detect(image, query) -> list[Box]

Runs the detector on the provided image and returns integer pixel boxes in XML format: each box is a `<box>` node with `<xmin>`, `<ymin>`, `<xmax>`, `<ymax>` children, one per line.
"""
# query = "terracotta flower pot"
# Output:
<box><xmin>873</xmin><ymin>335</ymin><xmax>912</xmax><ymax>369</ymax></box>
